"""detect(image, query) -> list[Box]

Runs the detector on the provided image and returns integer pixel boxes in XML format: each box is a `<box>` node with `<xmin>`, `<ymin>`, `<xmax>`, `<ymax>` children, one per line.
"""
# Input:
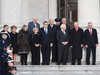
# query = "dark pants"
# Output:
<box><xmin>21</xmin><ymin>54</ymin><xmax>28</xmax><ymax>65</ymax></box>
<box><xmin>86</xmin><ymin>45</ymin><xmax>96</xmax><ymax>65</ymax></box>
<box><xmin>31</xmin><ymin>46</ymin><xmax>40</xmax><ymax>65</ymax></box>
<box><xmin>72</xmin><ymin>59</ymin><xmax>81</xmax><ymax>65</ymax></box>
<box><xmin>57</xmin><ymin>46</ymin><xmax>68</xmax><ymax>65</ymax></box>
<box><xmin>41</xmin><ymin>45</ymin><xmax>50</xmax><ymax>65</ymax></box>
<box><xmin>52</xmin><ymin>43</ymin><xmax>58</xmax><ymax>62</ymax></box>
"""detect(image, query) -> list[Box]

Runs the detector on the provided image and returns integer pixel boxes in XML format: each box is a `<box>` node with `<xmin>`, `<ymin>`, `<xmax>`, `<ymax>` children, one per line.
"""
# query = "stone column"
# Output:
<box><xmin>78</xmin><ymin>0</ymin><xmax>100</xmax><ymax>27</ymax></box>
<box><xmin>78</xmin><ymin>0</ymin><xmax>100</xmax><ymax>62</ymax></box>
<box><xmin>0</xmin><ymin>0</ymin><xmax>23</xmax><ymax>31</ymax></box>
<box><xmin>49</xmin><ymin>0</ymin><xmax>57</xmax><ymax>20</ymax></box>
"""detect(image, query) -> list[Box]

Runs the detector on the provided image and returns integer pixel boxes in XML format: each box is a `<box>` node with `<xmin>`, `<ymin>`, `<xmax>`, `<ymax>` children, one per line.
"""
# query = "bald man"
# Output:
<box><xmin>61</xmin><ymin>18</ymin><xmax>70</xmax><ymax>33</ymax></box>
<box><xmin>57</xmin><ymin>24</ymin><xmax>69</xmax><ymax>65</ymax></box>
<box><xmin>70</xmin><ymin>22</ymin><xmax>84</xmax><ymax>65</ymax></box>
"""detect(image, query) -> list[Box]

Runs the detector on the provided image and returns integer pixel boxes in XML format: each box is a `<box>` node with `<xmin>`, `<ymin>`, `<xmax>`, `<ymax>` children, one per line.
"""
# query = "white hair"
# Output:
<box><xmin>62</xmin><ymin>18</ymin><xmax>66</xmax><ymax>21</ymax></box>
<box><xmin>33</xmin><ymin>17</ymin><xmax>38</xmax><ymax>20</ymax></box>
<box><xmin>60</xmin><ymin>24</ymin><xmax>66</xmax><ymax>29</ymax></box>
<box><xmin>74</xmin><ymin>22</ymin><xmax>79</xmax><ymax>25</ymax></box>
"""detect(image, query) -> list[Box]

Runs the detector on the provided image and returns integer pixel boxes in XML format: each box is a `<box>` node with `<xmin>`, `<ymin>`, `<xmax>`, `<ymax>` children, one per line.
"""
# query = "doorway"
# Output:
<box><xmin>57</xmin><ymin>0</ymin><xmax>78</xmax><ymax>29</ymax></box>
<box><xmin>57</xmin><ymin>0</ymin><xmax>78</xmax><ymax>62</ymax></box>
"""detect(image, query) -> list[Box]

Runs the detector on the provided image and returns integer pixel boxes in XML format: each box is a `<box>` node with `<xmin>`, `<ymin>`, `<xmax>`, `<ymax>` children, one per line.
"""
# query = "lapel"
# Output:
<box><xmin>32</xmin><ymin>22</ymin><xmax>35</xmax><ymax>27</ymax></box>
<box><xmin>42</xmin><ymin>27</ymin><xmax>49</xmax><ymax>36</ymax></box>
<box><xmin>60</xmin><ymin>29</ymin><xmax>66</xmax><ymax>37</ymax></box>
<box><xmin>88</xmin><ymin>29</ymin><xmax>93</xmax><ymax>36</ymax></box>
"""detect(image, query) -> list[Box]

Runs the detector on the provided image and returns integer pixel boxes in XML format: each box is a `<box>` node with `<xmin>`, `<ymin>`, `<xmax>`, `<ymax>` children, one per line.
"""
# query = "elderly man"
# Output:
<box><xmin>39</xmin><ymin>21</ymin><xmax>53</xmax><ymax>65</ymax></box>
<box><xmin>28</xmin><ymin>17</ymin><xmax>40</xmax><ymax>34</ymax></box>
<box><xmin>62</xmin><ymin>18</ymin><xmax>70</xmax><ymax>33</ymax></box>
<box><xmin>85</xmin><ymin>22</ymin><xmax>98</xmax><ymax>65</ymax></box>
<box><xmin>48</xmin><ymin>19</ymin><xmax>58</xmax><ymax>62</ymax></box>
<box><xmin>57</xmin><ymin>24</ymin><xmax>69</xmax><ymax>65</ymax></box>
<box><xmin>70</xmin><ymin>22</ymin><xmax>84</xmax><ymax>65</ymax></box>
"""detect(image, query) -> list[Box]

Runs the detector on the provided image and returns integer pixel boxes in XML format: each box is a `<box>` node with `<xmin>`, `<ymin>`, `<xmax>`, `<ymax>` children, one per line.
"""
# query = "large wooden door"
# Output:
<box><xmin>57</xmin><ymin>0</ymin><xmax>78</xmax><ymax>29</ymax></box>
<box><xmin>57</xmin><ymin>0</ymin><xmax>78</xmax><ymax>62</ymax></box>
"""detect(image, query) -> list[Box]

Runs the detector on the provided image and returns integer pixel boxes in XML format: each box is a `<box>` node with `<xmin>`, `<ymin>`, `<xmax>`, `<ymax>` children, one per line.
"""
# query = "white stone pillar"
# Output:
<box><xmin>78</xmin><ymin>0</ymin><xmax>100</xmax><ymax>27</ymax></box>
<box><xmin>49</xmin><ymin>0</ymin><xmax>57</xmax><ymax>20</ymax></box>
<box><xmin>0</xmin><ymin>0</ymin><xmax>23</xmax><ymax>29</ymax></box>
<box><xmin>78</xmin><ymin>0</ymin><xmax>100</xmax><ymax>62</ymax></box>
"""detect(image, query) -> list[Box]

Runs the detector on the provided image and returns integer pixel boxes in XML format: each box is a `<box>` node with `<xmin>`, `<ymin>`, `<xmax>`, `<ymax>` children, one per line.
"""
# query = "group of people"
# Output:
<box><xmin>0</xmin><ymin>27</ymin><xmax>17</xmax><ymax>75</ymax></box>
<box><xmin>0</xmin><ymin>17</ymin><xmax>98</xmax><ymax>71</ymax></box>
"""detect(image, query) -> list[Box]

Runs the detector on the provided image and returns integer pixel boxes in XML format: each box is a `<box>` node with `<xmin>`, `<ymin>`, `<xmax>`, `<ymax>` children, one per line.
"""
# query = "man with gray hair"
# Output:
<box><xmin>70</xmin><ymin>22</ymin><xmax>84</xmax><ymax>65</ymax></box>
<box><xmin>28</xmin><ymin>17</ymin><xmax>40</xmax><ymax>34</ymax></box>
<box><xmin>62</xmin><ymin>18</ymin><xmax>70</xmax><ymax>33</ymax></box>
<box><xmin>56</xmin><ymin>24</ymin><xmax>69</xmax><ymax>65</ymax></box>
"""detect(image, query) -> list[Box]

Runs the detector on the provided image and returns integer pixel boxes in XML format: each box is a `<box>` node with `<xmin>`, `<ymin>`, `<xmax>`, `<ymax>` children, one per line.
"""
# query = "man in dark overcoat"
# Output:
<box><xmin>70</xmin><ymin>22</ymin><xmax>84</xmax><ymax>65</ymax></box>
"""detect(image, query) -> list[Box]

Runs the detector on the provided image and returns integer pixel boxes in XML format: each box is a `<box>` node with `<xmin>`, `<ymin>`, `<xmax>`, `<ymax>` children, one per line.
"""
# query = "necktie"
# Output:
<box><xmin>63</xmin><ymin>31</ymin><xmax>66</xmax><ymax>36</ymax></box>
<box><xmin>90</xmin><ymin>29</ymin><xmax>92</xmax><ymax>36</ymax></box>
<box><xmin>45</xmin><ymin>29</ymin><xmax>47</xmax><ymax>35</ymax></box>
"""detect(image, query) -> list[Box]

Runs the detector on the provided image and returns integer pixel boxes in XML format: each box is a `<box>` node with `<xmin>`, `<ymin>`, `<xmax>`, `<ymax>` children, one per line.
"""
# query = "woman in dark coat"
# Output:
<box><xmin>70</xmin><ymin>22</ymin><xmax>84</xmax><ymax>65</ymax></box>
<box><xmin>10</xmin><ymin>25</ymin><xmax>18</xmax><ymax>65</ymax></box>
<box><xmin>30</xmin><ymin>27</ymin><xmax>40</xmax><ymax>65</ymax></box>
<box><xmin>17</xmin><ymin>25</ymin><xmax>30</xmax><ymax>65</ymax></box>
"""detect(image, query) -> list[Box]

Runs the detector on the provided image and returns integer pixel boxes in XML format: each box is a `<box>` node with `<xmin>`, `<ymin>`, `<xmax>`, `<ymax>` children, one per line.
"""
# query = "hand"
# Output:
<box><xmin>96</xmin><ymin>44</ymin><xmax>98</xmax><ymax>47</ymax></box>
<box><xmin>62</xmin><ymin>42</ymin><xmax>65</xmax><ymax>45</ymax></box>
<box><xmin>11</xmin><ymin>47</ymin><xmax>13</xmax><ymax>50</ymax></box>
<box><xmin>40</xmin><ymin>45</ymin><xmax>42</xmax><ymax>47</ymax></box>
<box><xmin>81</xmin><ymin>44</ymin><xmax>83</xmax><ymax>47</ymax></box>
<box><xmin>70</xmin><ymin>46</ymin><xmax>73</xmax><ymax>48</ymax></box>
<box><xmin>9</xmin><ymin>44</ymin><xmax>11</xmax><ymax>47</ymax></box>
<box><xmin>64</xmin><ymin>42</ymin><xmax>68</xmax><ymax>45</ymax></box>
<box><xmin>50</xmin><ymin>44</ymin><xmax>53</xmax><ymax>47</ymax></box>
<box><xmin>85</xmin><ymin>45</ymin><xmax>88</xmax><ymax>48</ymax></box>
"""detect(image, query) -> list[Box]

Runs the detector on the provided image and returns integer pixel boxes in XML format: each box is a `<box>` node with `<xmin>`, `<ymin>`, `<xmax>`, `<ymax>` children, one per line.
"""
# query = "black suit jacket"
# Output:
<box><xmin>56</xmin><ymin>29</ymin><xmax>69</xmax><ymax>47</ymax></box>
<box><xmin>39</xmin><ymin>27</ymin><xmax>53</xmax><ymax>46</ymax></box>
<box><xmin>0</xmin><ymin>30</ymin><xmax>11</xmax><ymax>44</ymax></box>
<box><xmin>48</xmin><ymin>24</ymin><xmax>57</xmax><ymax>44</ymax></box>
<box><xmin>85</xmin><ymin>28</ymin><xmax>98</xmax><ymax>46</ymax></box>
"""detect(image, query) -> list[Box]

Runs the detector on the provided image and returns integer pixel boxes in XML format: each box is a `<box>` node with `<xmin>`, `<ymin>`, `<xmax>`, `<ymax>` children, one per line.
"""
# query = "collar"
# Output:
<box><xmin>8</xmin><ymin>55</ymin><xmax>12</xmax><ymax>58</ymax></box>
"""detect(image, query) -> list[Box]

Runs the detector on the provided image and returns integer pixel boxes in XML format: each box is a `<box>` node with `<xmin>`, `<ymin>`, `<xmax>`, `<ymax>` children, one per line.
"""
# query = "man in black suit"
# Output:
<box><xmin>61</xmin><ymin>18</ymin><xmax>70</xmax><ymax>33</ymax></box>
<box><xmin>48</xmin><ymin>19</ymin><xmax>58</xmax><ymax>62</ymax></box>
<box><xmin>0</xmin><ymin>25</ymin><xmax>11</xmax><ymax>45</ymax></box>
<box><xmin>39</xmin><ymin>21</ymin><xmax>53</xmax><ymax>65</ymax></box>
<box><xmin>57</xmin><ymin>24</ymin><xmax>69</xmax><ymax>65</ymax></box>
<box><xmin>85</xmin><ymin>22</ymin><xmax>98</xmax><ymax>65</ymax></box>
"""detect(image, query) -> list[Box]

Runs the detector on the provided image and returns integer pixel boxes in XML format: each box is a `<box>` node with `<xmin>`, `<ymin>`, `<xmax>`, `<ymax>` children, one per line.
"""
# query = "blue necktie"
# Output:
<box><xmin>45</xmin><ymin>29</ymin><xmax>47</xmax><ymax>35</ymax></box>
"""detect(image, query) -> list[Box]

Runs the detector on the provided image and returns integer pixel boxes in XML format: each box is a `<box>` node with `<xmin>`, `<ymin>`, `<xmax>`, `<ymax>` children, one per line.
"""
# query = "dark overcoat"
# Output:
<box><xmin>70</xmin><ymin>28</ymin><xmax>84</xmax><ymax>59</ymax></box>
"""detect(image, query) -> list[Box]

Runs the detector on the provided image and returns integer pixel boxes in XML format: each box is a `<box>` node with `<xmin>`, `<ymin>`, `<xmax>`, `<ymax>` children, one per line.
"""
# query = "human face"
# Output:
<box><xmin>23</xmin><ymin>27</ymin><xmax>27</xmax><ymax>31</ymax></box>
<box><xmin>88</xmin><ymin>23</ymin><xmax>92</xmax><ymax>29</ymax></box>
<box><xmin>4</xmin><ymin>26</ymin><xmax>9</xmax><ymax>32</ymax></box>
<box><xmin>12</xmin><ymin>28</ymin><xmax>16</xmax><ymax>33</ymax></box>
<box><xmin>63</xmin><ymin>25</ymin><xmax>66</xmax><ymax>31</ymax></box>
<box><xmin>74</xmin><ymin>23</ymin><xmax>79</xmax><ymax>29</ymax></box>
<box><xmin>56</xmin><ymin>22</ymin><xmax>60</xmax><ymax>25</ymax></box>
<box><xmin>2</xmin><ymin>34</ymin><xmax>7</xmax><ymax>39</ymax></box>
<box><xmin>34</xmin><ymin>28</ymin><xmax>39</xmax><ymax>34</ymax></box>
<box><xmin>50</xmin><ymin>19</ymin><xmax>54</xmax><ymax>25</ymax></box>
<box><xmin>43</xmin><ymin>23</ymin><xmax>48</xmax><ymax>28</ymax></box>
<box><xmin>33</xmin><ymin>19</ymin><xmax>37</xmax><ymax>24</ymax></box>
<box><xmin>62</xmin><ymin>19</ymin><xmax>66</xmax><ymax>24</ymax></box>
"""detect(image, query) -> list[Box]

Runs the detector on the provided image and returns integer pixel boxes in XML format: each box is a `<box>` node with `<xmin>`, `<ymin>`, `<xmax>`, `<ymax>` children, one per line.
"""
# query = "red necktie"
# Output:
<box><xmin>90</xmin><ymin>29</ymin><xmax>92</xmax><ymax>36</ymax></box>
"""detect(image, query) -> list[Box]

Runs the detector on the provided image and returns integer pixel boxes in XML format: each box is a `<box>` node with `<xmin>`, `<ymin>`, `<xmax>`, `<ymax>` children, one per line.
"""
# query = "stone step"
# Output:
<box><xmin>16</xmin><ymin>65</ymin><xmax>100</xmax><ymax>75</ymax></box>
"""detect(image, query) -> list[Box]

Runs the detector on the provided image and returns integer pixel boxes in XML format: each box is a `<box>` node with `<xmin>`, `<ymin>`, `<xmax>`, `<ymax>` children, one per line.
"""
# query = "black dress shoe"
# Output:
<box><xmin>86</xmin><ymin>63</ymin><xmax>90</xmax><ymax>65</ymax></box>
<box><xmin>92</xmin><ymin>63</ymin><xmax>96</xmax><ymax>65</ymax></box>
